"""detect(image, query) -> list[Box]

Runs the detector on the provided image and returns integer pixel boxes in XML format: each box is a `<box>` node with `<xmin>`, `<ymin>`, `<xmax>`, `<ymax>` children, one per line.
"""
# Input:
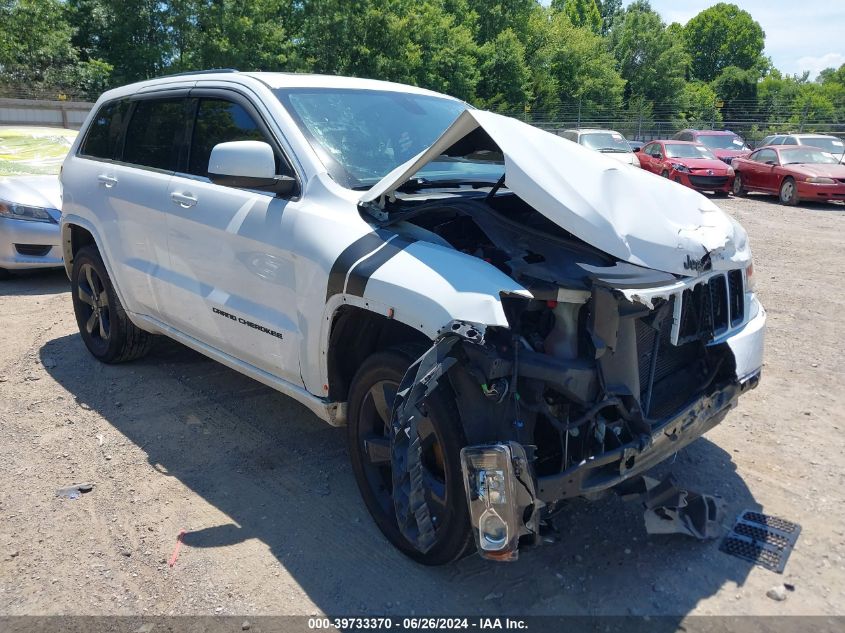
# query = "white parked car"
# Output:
<box><xmin>0</xmin><ymin>127</ymin><xmax>76</xmax><ymax>278</ymax></box>
<box><xmin>60</xmin><ymin>71</ymin><xmax>765</xmax><ymax>564</ymax></box>
<box><xmin>560</xmin><ymin>128</ymin><xmax>640</xmax><ymax>167</ymax></box>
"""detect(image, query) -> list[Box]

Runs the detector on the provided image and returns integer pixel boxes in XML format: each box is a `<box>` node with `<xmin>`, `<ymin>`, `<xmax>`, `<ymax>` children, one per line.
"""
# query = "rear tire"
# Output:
<box><xmin>779</xmin><ymin>177</ymin><xmax>799</xmax><ymax>206</ymax></box>
<box><xmin>347</xmin><ymin>346</ymin><xmax>473</xmax><ymax>565</ymax></box>
<box><xmin>71</xmin><ymin>245</ymin><xmax>153</xmax><ymax>363</ymax></box>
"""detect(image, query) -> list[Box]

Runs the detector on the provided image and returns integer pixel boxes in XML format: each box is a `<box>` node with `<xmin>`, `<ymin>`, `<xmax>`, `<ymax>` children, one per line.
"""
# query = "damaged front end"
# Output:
<box><xmin>381</xmin><ymin>198</ymin><xmax>764</xmax><ymax>560</ymax></box>
<box><xmin>365</xmin><ymin>109</ymin><xmax>765</xmax><ymax>561</ymax></box>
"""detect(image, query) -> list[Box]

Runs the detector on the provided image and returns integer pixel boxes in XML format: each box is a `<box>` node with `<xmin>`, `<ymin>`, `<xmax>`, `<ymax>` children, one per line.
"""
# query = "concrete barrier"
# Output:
<box><xmin>0</xmin><ymin>98</ymin><xmax>95</xmax><ymax>130</ymax></box>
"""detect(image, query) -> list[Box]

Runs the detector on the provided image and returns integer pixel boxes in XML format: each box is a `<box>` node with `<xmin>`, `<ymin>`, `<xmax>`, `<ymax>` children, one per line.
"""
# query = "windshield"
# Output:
<box><xmin>800</xmin><ymin>137</ymin><xmax>845</xmax><ymax>155</ymax></box>
<box><xmin>580</xmin><ymin>132</ymin><xmax>631</xmax><ymax>153</ymax></box>
<box><xmin>780</xmin><ymin>147</ymin><xmax>840</xmax><ymax>165</ymax></box>
<box><xmin>274</xmin><ymin>88</ymin><xmax>502</xmax><ymax>189</ymax></box>
<box><xmin>665</xmin><ymin>143</ymin><xmax>716</xmax><ymax>159</ymax></box>
<box><xmin>0</xmin><ymin>126</ymin><xmax>77</xmax><ymax>176</ymax></box>
<box><xmin>697</xmin><ymin>134</ymin><xmax>748</xmax><ymax>150</ymax></box>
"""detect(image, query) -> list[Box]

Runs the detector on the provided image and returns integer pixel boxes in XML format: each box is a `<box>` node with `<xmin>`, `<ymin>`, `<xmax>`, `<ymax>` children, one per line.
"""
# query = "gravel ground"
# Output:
<box><xmin>0</xmin><ymin>194</ymin><xmax>843</xmax><ymax>618</ymax></box>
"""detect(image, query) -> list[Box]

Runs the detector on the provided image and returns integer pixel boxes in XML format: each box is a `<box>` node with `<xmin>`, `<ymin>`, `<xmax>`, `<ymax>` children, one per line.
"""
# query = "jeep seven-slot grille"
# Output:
<box><xmin>636</xmin><ymin>271</ymin><xmax>745</xmax><ymax>419</ymax></box>
<box><xmin>678</xmin><ymin>272</ymin><xmax>744</xmax><ymax>344</ymax></box>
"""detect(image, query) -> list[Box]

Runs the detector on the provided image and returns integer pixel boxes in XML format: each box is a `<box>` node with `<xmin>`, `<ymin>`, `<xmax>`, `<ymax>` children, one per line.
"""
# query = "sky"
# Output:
<box><xmin>627</xmin><ymin>0</ymin><xmax>845</xmax><ymax>79</ymax></box>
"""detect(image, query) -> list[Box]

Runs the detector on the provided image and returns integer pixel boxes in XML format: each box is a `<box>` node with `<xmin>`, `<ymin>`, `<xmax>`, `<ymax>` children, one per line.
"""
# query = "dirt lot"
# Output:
<box><xmin>0</xmin><ymin>194</ymin><xmax>843</xmax><ymax>619</ymax></box>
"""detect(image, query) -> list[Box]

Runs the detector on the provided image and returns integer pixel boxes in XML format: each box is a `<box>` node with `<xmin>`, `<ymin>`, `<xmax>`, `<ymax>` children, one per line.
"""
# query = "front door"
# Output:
<box><xmin>162</xmin><ymin>94</ymin><xmax>303</xmax><ymax>384</ymax></box>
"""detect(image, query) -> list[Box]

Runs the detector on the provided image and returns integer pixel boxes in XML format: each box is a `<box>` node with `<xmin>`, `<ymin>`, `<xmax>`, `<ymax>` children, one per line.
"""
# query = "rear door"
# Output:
<box><xmin>68</xmin><ymin>95</ymin><xmax>187</xmax><ymax>317</ymax></box>
<box><xmin>162</xmin><ymin>91</ymin><xmax>303</xmax><ymax>383</ymax></box>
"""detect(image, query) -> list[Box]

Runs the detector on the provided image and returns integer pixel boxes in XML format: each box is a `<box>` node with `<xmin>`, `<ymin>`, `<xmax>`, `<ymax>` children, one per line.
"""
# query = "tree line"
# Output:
<box><xmin>1</xmin><ymin>0</ymin><xmax>844</xmax><ymax>138</ymax></box>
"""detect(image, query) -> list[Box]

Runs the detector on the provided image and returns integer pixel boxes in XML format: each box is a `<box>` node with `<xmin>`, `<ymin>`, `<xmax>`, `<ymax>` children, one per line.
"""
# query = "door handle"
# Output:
<box><xmin>170</xmin><ymin>192</ymin><xmax>198</xmax><ymax>208</ymax></box>
<box><xmin>97</xmin><ymin>174</ymin><xmax>117</xmax><ymax>188</ymax></box>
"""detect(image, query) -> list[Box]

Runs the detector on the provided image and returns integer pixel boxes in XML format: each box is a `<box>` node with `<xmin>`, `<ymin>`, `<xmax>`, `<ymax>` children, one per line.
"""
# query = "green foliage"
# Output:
<box><xmin>597</xmin><ymin>0</ymin><xmax>623</xmax><ymax>36</ymax></box>
<box><xmin>683</xmin><ymin>3</ymin><xmax>765</xmax><ymax>82</ymax></box>
<box><xmin>0</xmin><ymin>0</ymin><xmax>841</xmax><ymax>143</ymax></box>
<box><xmin>711</xmin><ymin>65</ymin><xmax>758</xmax><ymax>122</ymax></box>
<box><xmin>183</xmin><ymin>0</ymin><xmax>296</xmax><ymax>72</ymax></box>
<box><xmin>526</xmin><ymin>7</ymin><xmax>624</xmax><ymax>114</ymax></box>
<box><xmin>678</xmin><ymin>81</ymin><xmax>722</xmax><ymax>127</ymax></box>
<box><xmin>476</xmin><ymin>29</ymin><xmax>532</xmax><ymax>111</ymax></box>
<box><xmin>609</xmin><ymin>1</ymin><xmax>687</xmax><ymax>107</ymax></box>
<box><xmin>551</xmin><ymin>0</ymin><xmax>602</xmax><ymax>35</ymax></box>
<box><xmin>469</xmin><ymin>0</ymin><xmax>534</xmax><ymax>43</ymax></box>
<box><xmin>0</xmin><ymin>0</ymin><xmax>112</xmax><ymax>97</ymax></box>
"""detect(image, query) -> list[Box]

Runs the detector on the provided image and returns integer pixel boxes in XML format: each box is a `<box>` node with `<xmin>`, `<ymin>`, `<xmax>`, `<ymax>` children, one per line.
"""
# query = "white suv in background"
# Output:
<box><xmin>60</xmin><ymin>71</ymin><xmax>765</xmax><ymax>564</ymax></box>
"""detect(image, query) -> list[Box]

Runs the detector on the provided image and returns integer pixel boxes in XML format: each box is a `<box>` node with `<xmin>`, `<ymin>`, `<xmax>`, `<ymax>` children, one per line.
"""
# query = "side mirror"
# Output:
<box><xmin>765</xmin><ymin>160</ymin><xmax>776</xmax><ymax>165</ymax></box>
<box><xmin>208</xmin><ymin>140</ymin><xmax>296</xmax><ymax>196</ymax></box>
<box><xmin>632</xmin><ymin>147</ymin><xmax>641</xmax><ymax>153</ymax></box>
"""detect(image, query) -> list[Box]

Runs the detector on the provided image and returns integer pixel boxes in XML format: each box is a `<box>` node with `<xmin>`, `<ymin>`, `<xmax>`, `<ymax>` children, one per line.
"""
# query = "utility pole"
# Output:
<box><xmin>799</xmin><ymin>102</ymin><xmax>810</xmax><ymax>133</ymax></box>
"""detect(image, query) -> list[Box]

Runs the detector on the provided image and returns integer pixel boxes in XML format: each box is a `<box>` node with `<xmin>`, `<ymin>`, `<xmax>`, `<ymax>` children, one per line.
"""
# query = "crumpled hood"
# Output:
<box><xmin>361</xmin><ymin>110</ymin><xmax>750</xmax><ymax>277</ymax></box>
<box><xmin>0</xmin><ymin>175</ymin><xmax>62</xmax><ymax>221</ymax></box>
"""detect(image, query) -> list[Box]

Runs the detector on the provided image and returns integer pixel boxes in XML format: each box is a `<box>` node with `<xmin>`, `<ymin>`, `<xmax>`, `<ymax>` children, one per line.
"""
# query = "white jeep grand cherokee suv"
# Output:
<box><xmin>61</xmin><ymin>71</ymin><xmax>765</xmax><ymax>565</ymax></box>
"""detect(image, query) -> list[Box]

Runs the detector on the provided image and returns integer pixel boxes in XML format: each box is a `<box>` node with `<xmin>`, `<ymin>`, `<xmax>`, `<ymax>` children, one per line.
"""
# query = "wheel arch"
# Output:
<box><xmin>324</xmin><ymin>304</ymin><xmax>431</xmax><ymax>402</ymax></box>
<box><xmin>61</xmin><ymin>217</ymin><xmax>101</xmax><ymax>279</ymax></box>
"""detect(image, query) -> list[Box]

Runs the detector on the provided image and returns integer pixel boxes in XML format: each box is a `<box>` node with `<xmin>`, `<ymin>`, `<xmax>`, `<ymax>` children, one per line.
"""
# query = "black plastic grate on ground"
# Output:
<box><xmin>719</xmin><ymin>510</ymin><xmax>801</xmax><ymax>573</ymax></box>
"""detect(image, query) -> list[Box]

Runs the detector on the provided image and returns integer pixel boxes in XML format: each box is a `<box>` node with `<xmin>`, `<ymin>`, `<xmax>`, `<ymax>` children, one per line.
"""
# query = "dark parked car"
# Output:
<box><xmin>673</xmin><ymin>129</ymin><xmax>750</xmax><ymax>164</ymax></box>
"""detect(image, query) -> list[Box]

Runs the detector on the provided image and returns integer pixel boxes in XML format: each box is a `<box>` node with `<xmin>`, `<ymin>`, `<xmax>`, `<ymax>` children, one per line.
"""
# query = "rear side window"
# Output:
<box><xmin>80</xmin><ymin>100</ymin><xmax>130</xmax><ymax>160</ymax></box>
<box><xmin>188</xmin><ymin>99</ymin><xmax>266</xmax><ymax>177</ymax></box>
<box><xmin>122</xmin><ymin>99</ymin><xmax>186</xmax><ymax>171</ymax></box>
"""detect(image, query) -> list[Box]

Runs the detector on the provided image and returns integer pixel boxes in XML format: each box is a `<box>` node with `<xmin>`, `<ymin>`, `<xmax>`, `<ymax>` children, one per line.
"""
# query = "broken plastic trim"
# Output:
<box><xmin>389</xmin><ymin>333</ymin><xmax>461</xmax><ymax>553</ymax></box>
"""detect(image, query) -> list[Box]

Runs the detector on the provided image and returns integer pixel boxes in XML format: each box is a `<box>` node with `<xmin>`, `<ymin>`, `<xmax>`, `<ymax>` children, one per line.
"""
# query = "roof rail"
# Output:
<box><xmin>160</xmin><ymin>68</ymin><xmax>239</xmax><ymax>78</ymax></box>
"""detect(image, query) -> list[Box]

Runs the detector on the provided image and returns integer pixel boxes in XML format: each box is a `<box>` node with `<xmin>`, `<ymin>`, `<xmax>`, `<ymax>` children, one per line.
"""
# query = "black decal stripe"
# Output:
<box><xmin>345</xmin><ymin>237</ymin><xmax>416</xmax><ymax>297</ymax></box>
<box><xmin>325</xmin><ymin>229</ymin><xmax>400</xmax><ymax>301</ymax></box>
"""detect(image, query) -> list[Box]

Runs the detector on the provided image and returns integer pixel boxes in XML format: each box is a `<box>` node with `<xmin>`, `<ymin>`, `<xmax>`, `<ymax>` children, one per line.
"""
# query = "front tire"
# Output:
<box><xmin>71</xmin><ymin>245</ymin><xmax>153</xmax><ymax>363</ymax></box>
<box><xmin>779</xmin><ymin>177</ymin><xmax>799</xmax><ymax>206</ymax></box>
<box><xmin>732</xmin><ymin>172</ymin><xmax>747</xmax><ymax>196</ymax></box>
<box><xmin>0</xmin><ymin>268</ymin><xmax>9</xmax><ymax>280</ymax></box>
<box><xmin>347</xmin><ymin>347</ymin><xmax>472</xmax><ymax>565</ymax></box>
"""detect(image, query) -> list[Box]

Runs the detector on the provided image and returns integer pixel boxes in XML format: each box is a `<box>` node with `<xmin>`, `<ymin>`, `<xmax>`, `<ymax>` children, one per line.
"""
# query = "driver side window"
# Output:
<box><xmin>188</xmin><ymin>98</ymin><xmax>290</xmax><ymax>178</ymax></box>
<box><xmin>753</xmin><ymin>149</ymin><xmax>777</xmax><ymax>164</ymax></box>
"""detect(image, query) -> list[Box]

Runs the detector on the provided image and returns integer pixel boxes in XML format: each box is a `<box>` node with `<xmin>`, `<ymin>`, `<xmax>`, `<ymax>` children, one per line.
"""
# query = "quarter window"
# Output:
<box><xmin>188</xmin><ymin>99</ymin><xmax>268</xmax><ymax>177</ymax></box>
<box><xmin>80</xmin><ymin>100</ymin><xmax>130</xmax><ymax>160</ymax></box>
<box><xmin>122</xmin><ymin>99</ymin><xmax>186</xmax><ymax>171</ymax></box>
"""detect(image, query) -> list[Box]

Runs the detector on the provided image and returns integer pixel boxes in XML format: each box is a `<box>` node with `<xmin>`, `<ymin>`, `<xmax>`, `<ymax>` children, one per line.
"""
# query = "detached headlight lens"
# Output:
<box><xmin>805</xmin><ymin>177</ymin><xmax>835</xmax><ymax>184</ymax></box>
<box><xmin>670</xmin><ymin>162</ymin><xmax>690</xmax><ymax>173</ymax></box>
<box><xmin>0</xmin><ymin>199</ymin><xmax>56</xmax><ymax>223</ymax></box>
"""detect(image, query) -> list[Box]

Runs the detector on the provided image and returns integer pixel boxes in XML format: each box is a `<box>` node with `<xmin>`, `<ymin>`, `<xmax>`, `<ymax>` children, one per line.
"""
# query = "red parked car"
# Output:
<box><xmin>731</xmin><ymin>145</ymin><xmax>845</xmax><ymax>205</ymax></box>
<box><xmin>673</xmin><ymin>129</ymin><xmax>751</xmax><ymax>164</ymax></box>
<box><xmin>636</xmin><ymin>140</ymin><xmax>735</xmax><ymax>194</ymax></box>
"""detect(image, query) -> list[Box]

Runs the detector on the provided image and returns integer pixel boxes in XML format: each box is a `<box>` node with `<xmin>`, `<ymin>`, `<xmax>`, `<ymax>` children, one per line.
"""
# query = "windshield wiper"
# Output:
<box><xmin>598</xmin><ymin>148</ymin><xmax>628</xmax><ymax>153</ymax></box>
<box><xmin>395</xmin><ymin>178</ymin><xmax>503</xmax><ymax>192</ymax></box>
